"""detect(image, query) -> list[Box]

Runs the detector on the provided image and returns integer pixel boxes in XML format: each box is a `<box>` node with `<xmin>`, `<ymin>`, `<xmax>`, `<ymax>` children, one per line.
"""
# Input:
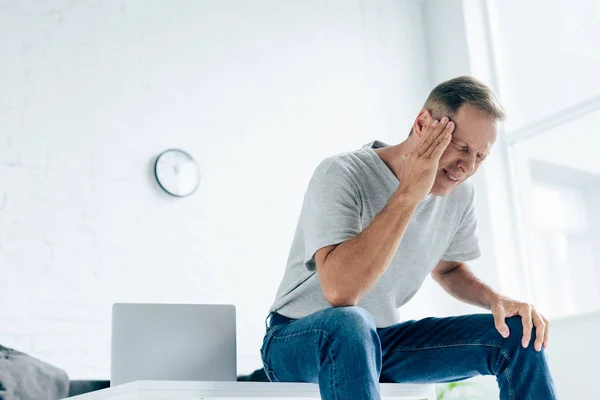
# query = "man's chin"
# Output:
<box><xmin>430</xmin><ymin>182</ymin><xmax>460</xmax><ymax>197</ymax></box>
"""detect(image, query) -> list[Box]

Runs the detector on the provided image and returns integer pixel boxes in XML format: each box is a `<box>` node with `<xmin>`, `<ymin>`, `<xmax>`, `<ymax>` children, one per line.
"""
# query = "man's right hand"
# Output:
<box><xmin>397</xmin><ymin>117</ymin><xmax>454</xmax><ymax>203</ymax></box>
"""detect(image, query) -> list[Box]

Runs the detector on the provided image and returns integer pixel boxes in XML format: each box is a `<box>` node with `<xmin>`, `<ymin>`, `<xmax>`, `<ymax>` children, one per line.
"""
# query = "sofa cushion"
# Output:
<box><xmin>0</xmin><ymin>345</ymin><xmax>69</xmax><ymax>400</ymax></box>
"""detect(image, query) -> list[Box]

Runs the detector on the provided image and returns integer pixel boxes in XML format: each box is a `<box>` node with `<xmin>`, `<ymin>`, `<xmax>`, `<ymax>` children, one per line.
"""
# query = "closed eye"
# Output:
<box><xmin>451</xmin><ymin>138</ymin><xmax>487</xmax><ymax>162</ymax></box>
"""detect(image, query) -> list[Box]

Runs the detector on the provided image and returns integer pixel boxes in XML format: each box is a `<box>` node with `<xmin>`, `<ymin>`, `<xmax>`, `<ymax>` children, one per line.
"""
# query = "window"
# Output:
<box><xmin>491</xmin><ymin>0</ymin><xmax>600</xmax><ymax>318</ymax></box>
<box><xmin>493</xmin><ymin>0</ymin><xmax>600</xmax><ymax>132</ymax></box>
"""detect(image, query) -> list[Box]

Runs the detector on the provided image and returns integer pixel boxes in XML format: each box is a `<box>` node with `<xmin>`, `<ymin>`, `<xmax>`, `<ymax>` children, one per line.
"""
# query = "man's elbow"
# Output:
<box><xmin>323</xmin><ymin>288</ymin><xmax>359</xmax><ymax>308</ymax></box>
<box><xmin>431</xmin><ymin>270</ymin><xmax>443</xmax><ymax>283</ymax></box>
<box><xmin>317</xmin><ymin>257</ymin><xmax>359</xmax><ymax>307</ymax></box>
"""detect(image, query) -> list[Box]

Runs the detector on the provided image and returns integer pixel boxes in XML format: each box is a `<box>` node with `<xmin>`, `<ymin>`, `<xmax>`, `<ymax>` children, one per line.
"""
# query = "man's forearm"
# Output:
<box><xmin>319</xmin><ymin>191</ymin><xmax>418</xmax><ymax>306</ymax></box>
<box><xmin>433</xmin><ymin>263</ymin><xmax>499</xmax><ymax>309</ymax></box>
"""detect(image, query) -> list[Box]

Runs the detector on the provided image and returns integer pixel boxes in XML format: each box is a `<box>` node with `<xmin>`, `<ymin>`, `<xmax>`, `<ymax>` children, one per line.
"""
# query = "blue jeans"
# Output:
<box><xmin>260</xmin><ymin>307</ymin><xmax>557</xmax><ymax>400</ymax></box>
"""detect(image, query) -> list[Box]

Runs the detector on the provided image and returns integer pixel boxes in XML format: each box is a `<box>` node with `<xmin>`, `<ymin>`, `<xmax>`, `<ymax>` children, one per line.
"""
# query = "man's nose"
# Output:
<box><xmin>457</xmin><ymin>153</ymin><xmax>477</xmax><ymax>175</ymax></box>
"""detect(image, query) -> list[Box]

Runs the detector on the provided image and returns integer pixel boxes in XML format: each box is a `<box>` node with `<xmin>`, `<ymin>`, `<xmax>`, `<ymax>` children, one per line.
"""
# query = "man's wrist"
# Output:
<box><xmin>389</xmin><ymin>189</ymin><xmax>421</xmax><ymax>210</ymax></box>
<box><xmin>486</xmin><ymin>292</ymin><xmax>502</xmax><ymax>310</ymax></box>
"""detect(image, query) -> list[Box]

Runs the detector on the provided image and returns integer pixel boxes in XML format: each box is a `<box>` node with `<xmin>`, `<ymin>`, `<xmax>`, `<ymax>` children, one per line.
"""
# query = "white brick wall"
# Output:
<box><xmin>0</xmin><ymin>0</ymin><xmax>430</xmax><ymax>379</ymax></box>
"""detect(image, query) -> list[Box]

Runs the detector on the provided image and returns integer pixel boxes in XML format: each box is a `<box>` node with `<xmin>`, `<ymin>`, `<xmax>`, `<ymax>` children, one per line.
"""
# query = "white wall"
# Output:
<box><xmin>0</xmin><ymin>0</ymin><xmax>431</xmax><ymax>379</ymax></box>
<box><xmin>546</xmin><ymin>311</ymin><xmax>600</xmax><ymax>398</ymax></box>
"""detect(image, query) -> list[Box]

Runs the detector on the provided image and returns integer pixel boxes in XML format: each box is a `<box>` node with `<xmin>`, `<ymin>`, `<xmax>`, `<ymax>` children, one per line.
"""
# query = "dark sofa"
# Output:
<box><xmin>67</xmin><ymin>368</ymin><xmax>267</xmax><ymax>397</ymax></box>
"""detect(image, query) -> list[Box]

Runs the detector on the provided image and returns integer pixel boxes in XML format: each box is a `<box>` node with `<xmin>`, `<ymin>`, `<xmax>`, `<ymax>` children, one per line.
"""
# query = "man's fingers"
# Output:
<box><xmin>416</xmin><ymin>119</ymin><xmax>441</xmax><ymax>156</ymax></box>
<box><xmin>520</xmin><ymin>306</ymin><xmax>534</xmax><ymax>348</ymax></box>
<box><xmin>415</xmin><ymin>120</ymin><xmax>436</xmax><ymax>155</ymax></box>
<box><xmin>420</xmin><ymin>118</ymin><xmax>450</xmax><ymax>158</ymax></box>
<box><xmin>494</xmin><ymin>307</ymin><xmax>510</xmax><ymax>338</ymax></box>
<box><xmin>417</xmin><ymin>117</ymin><xmax>449</xmax><ymax>156</ymax></box>
<box><xmin>542</xmin><ymin>315</ymin><xmax>550</xmax><ymax>348</ymax></box>
<box><xmin>426</xmin><ymin>121</ymin><xmax>454</xmax><ymax>159</ymax></box>
<box><xmin>532</xmin><ymin>310</ymin><xmax>545</xmax><ymax>352</ymax></box>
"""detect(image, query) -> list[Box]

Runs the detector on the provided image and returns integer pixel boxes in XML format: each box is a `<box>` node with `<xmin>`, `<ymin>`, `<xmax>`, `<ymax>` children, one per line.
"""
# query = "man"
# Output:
<box><xmin>261</xmin><ymin>76</ymin><xmax>557</xmax><ymax>399</ymax></box>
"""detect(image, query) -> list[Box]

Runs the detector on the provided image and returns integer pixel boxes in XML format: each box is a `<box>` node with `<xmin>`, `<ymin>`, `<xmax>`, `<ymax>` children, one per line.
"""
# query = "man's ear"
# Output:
<box><xmin>413</xmin><ymin>109</ymin><xmax>433</xmax><ymax>137</ymax></box>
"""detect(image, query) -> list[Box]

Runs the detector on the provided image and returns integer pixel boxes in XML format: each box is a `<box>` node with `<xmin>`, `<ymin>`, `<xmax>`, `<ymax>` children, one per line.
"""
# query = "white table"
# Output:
<box><xmin>65</xmin><ymin>381</ymin><xmax>437</xmax><ymax>400</ymax></box>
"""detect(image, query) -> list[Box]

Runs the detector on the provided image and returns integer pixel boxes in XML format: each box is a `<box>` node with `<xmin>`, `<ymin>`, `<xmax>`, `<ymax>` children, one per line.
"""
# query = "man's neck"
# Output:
<box><xmin>373</xmin><ymin>142</ymin><xmax>411</xmax><ymax>182</ymax></box>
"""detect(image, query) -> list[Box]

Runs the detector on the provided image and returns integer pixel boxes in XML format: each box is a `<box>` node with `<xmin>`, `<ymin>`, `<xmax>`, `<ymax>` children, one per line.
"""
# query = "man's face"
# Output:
<box><xmin>430</xmin><ymin>105</ymin><xmax>498</xmax><ymax>196</ymax></box>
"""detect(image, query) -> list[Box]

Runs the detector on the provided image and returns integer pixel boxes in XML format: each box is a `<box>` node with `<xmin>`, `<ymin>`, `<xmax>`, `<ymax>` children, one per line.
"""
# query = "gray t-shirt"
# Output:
<box><xmin>270</xmin><ymin>141</ymin><xmax>481</xmax><ymax>327</ymax></box>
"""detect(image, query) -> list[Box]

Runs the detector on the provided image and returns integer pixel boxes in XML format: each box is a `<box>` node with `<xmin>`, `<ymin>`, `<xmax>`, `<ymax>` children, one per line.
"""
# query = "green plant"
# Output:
<box><xmin>436</xmin><ymin>381</ymin><xmax>472</xmax><ymax>400</ymax></box>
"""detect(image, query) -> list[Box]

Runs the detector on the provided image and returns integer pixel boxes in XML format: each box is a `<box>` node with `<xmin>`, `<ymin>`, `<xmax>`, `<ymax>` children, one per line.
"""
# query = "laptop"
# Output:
<box><xmin>110</xmin><ymin>303</ymin><xmax>236</xmax><ymax>386</ymax></box>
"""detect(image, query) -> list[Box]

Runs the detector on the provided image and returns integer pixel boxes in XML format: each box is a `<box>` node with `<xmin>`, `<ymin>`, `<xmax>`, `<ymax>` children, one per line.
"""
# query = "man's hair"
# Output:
<box><xmin>410</xmin><ymin>76</ymin><xmax>505</xmax><ymax>135</ymax></box>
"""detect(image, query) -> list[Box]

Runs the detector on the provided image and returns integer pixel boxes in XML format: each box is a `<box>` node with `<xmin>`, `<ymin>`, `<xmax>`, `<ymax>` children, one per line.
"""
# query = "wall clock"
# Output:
<box><xmin>154</xmin><ymin>149</ymin><xmax>200</xmax><ymax>197</ymax></box>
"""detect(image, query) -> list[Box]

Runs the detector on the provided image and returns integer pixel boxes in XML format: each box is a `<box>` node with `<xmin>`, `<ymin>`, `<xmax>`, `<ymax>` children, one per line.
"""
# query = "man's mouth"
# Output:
<box><xmin>443</xmin><ymin>169</ymin><xmax>459</xmax><ymax>182</ymax></box>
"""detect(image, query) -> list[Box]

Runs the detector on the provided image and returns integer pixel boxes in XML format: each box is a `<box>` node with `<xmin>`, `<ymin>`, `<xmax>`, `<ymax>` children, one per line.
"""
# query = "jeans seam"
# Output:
<box><xmin>261</xmin><ymin>348</ymin><xmax>281</xmax><ymax>383</ymax></box>
<box><xmin>392</xmin><ymin>341</ymin><xmax>515</xmax><ymax>396</ymax></box>
<box><xmin>262</xmin><ymin>362</ymin><xmax>280</xmax><ymax>383</ymax></box>
<box><xmin>318</xmin><ymin>330</ymin><xmax>339</xmax><ymax>400</ymax></box>
<box><xmin>329</xmin><ymin>340</ymin><xmax>338</xmax><ymax>400</ymax></box>
<box><xmin>504</xmin><ymin>365</ymin><xmax>516</xmax><ymax>400</ymax></box>
<box><xmin>270</xmin><ymin>328</ymin><xmax>331</xmax><ymax>342</ymax></box>
<box><xmin>392</xmin><ymin>341</ymin><xmax>510</xmax><ymax>359</ymax></box>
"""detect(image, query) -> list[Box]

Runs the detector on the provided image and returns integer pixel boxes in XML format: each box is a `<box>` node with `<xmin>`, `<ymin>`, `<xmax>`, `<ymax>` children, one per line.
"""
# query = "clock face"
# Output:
<box><xmin>154</xmin><ymin>149</ymin><xmax>200</xmax><ymax>197</ymax></box>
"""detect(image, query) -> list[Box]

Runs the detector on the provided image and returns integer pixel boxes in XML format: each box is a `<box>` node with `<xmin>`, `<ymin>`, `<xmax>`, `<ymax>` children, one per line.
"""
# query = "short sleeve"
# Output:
<box><xmin>300</xmin><ymin>165</ymin><xmax>362</xmax><ymax>271</ymax></box>
<box><xmin>442</xmin><ymin>186</ymin><xmax>481</xmax><ymax>262</ymax></box>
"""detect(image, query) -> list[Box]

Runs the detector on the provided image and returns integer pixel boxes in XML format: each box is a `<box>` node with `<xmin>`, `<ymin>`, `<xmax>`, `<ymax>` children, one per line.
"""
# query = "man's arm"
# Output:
<box><xmin>431</xmin><ymin>260</ymin><xmax>499</xmax><ymax>309</ymax></box>
<box><xmin>316</xmin><ymin>118</ymin><xmax>455</xmax><ymax>307</ymax></box>
<box><xmin>432</xmin><ymin>260</ymin><xmax>550</xmax><ymax>352</ymax></box>
<box><xmin>316</xmin><ymin>194</ymin><xmax>418</xmax><ymax>307</ymax></box>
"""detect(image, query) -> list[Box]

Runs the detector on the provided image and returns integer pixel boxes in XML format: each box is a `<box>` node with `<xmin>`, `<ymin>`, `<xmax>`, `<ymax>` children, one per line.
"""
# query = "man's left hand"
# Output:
<box><xmin>490</xmin><ymin>295</ymin><xmax>549</xmax><ymax>352</ymax></box>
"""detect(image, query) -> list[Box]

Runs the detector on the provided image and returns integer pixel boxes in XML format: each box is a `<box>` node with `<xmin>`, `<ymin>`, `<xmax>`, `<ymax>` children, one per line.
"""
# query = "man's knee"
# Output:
<box><xmin>501</xmin><ymin>315</ymin><xmax>547</xmax><ymax>360</ymax></box>
<box><xmin>468</xmin><ymin>314</ymin><xmax>543</xmax><ymax>355</ymax></box>
<box><xmin>322</xmin><ymin>306</ymin><xmax>378</xmax><ymax>340</ymax></box>
<box><xmin>319</xmin><ymin>306</ymin><xmax>381</xmax><ymax>368</ymax></box>
<box><xmin>504</xmin><ymin>315</ymin><xmax>535</xmax><ymax>347</ymax></box>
